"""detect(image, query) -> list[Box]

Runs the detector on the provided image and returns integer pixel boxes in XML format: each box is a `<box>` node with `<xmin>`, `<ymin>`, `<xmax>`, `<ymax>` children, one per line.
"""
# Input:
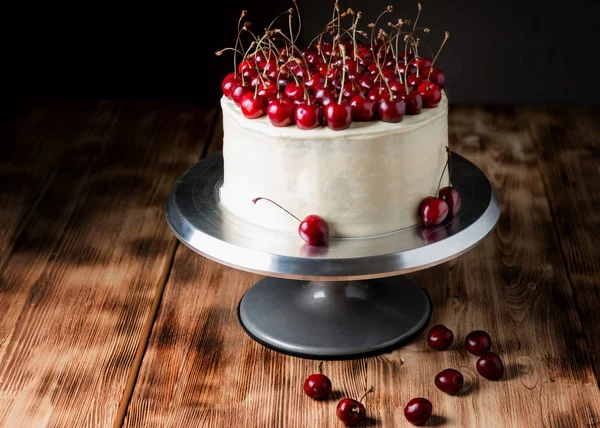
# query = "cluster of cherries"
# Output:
<box><xmin>303</xmin><ymin>362</ymin><xmax>374</xmax><ymax>426</ymax></box>
<box><xmin>419</xmin><ymin>147</ymin><xmax>462</xmax><ymax>227</ymax></box>
<box><xmin>301</xmin><ymin>326</ymin><xmax>504</xmax><ymax>426</ymax></box>
<box><xmin>409</xmin><ymin>325</ymin><xmax>505</xmax><ymax>425</ymax></box>
<box><xmin>219</xmin><ymin>3</ymin><xmax>449</xmax><ymax>131</ymax></box>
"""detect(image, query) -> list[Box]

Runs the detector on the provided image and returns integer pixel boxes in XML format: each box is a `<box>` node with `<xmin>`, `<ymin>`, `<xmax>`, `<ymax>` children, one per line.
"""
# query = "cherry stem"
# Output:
<box><xmin>252</xmin><ymin>197</ymin><xmax>302</xmax><ymax>222</ymax></box>
<box><xmin>234</xmin><ymin>10</ymin><xmax>247</xmax><ymax>78</ymax></box>
<box><xmin>352</xmin><ymin>12</ymin><xmax>361</xmax><ymax>63</ymax></box>
<box><xmin>338</xmin><ymin>46</ymin><xmax>347</xmax><ymax>104</ymax></box>
<box><xmin>413</xmin><ymin>3</ymin><xmax>422</xmax><ymax>32</ymax></box>
<box><xmin>359</xmin><ymin>386</ymin><xmax>375</xmax><ymax>403</ymax></box>
<box><xmin>369</xmin><ymin>6</ymin><xmax>393</xmax><ymax>60</ymax></box>
<box><xmin>292</xmin><ymin>0</ymin><xmax>301</xmax><ymax>43</ymax></box>
<box><xmin>273</xmin><ymin>30</ymin><xmax>312</xmax><ymax>79</ymax></box>
<box><xmin>374</xmin><ymin>44</ymin><xmax>393</xmax><ymax>100</ymax></box>
<box><xmin>436</xmin><ymin>148</ymin><xmax>451</xmax><ymax>196</ymax></box>
<box><xmin>428</xmin><ymin>31</ymin><xmax>450</xmax><ymax>84</ymax></box>
<box><xmin>318</xmin><ymin>361</ymin><xmax>323</xmax><ymax>374</ymax></box>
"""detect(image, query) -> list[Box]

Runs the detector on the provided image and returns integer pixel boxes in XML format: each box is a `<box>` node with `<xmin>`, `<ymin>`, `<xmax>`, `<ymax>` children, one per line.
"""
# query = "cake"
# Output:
<box><xmin>216</xmin><ymin>3</ymin><xmax>460</xmax><ymax>244</ymax></box>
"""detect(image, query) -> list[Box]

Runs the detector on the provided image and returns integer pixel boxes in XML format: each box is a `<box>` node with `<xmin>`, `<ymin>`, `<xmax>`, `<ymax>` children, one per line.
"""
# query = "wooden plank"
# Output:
<box><xmin>0</xmin><ymin>100</ymin><xmax>98</xmax><ymax>265</ymax></box>
<box><xmin>526</xmin><ymin>106</ymin><xmax>600</xmax><ymax>385</ymax></box>
<box><xmin>124</xmin><ymin>106</ymin><xmax>600</xmax><ymax>427</ymax></box>
<box><xmin>0</xmin><ymin>101</ymin><xmax>216</xmax><ymax>427</ymax></box>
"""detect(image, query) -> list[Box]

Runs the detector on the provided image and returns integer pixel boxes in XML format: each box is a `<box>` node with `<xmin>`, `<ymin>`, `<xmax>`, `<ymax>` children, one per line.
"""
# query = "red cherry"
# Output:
<box><xmin>305</xmin><ymin>51</ymin><xmax>324</xmax><ymax>67</ymax></box>
<box><xmin>295</xmin><ymin>103</ymin><xmax>323</xmax><ymax>130</ymax></box>
<box><xmin>223</xmin><ymin>72</ymin><xmax>237</xmax><ymax>83</ymax></box>
<box><xmin>336</xmin><ymin>399</ymin><xmax>366</xmax><ymax>426</ymax></box>
<box><xmin>238</xmin><ymin>59</ymin><xmax>254</xmax><ymax>74</ymax></box>
<box><xmin>368</xmin><ymin>63</ymin><xmax>380</xmax><ymax>76</ymax></box>
<box><xmin>316</xmin><ymin>63</ymin><xmax>329</xmax><ymax>76</ymax></box>
<box><xmin>278</xmin><ymin>74</ymin><xmax>292</xmax><ymax>89</ymax></box>
<box><xmin>304</xmin><ymin>73</ymin><xmax>326</xmax><ymax>91</ymax></box>
<box><xmin>427</xmin><ymin>324</ymin><xmax>454</xmax><ymax>351</ymax></box>
<box><xmin>438</xmin><ymin>186</ymin><xmax>462</xmax><ymax>217</ymax></box>
<box><xmin>240</xmin><ymin>92</ymin><xmax>266</xmax><ymax>119</ymax></box>
<box><xmin>367</xmin><ymin>86</ymin><xmax>389</xmax><ymax>102</ymax></box>
<box><xmin>382</xmin><ymin>67</ymin><xmax>398</xmax><ymax>83</ymax></box>
<box><xmin>421</xmin><ymin>67</ymin><xmax>446</xmax><ymax>89</ymax></box>
<box><xmin>336</xmin><ymin>387</ymin><xmax>374</xmax><ymax>427</ymax></box>
<box><xmin>476</xmin><ymin>352</ymin><xmax>504</xmax><ymax>380</ymax></box>
<box><xmin>324</xmin><ymin>102</ymin><xmax>352</xmax><ymax>131</ymax></box>
<box><xmin>299</xmin><ymin>214</ymin><xmax>329</xmax><ymax>246</ymax></box>
<box><xmin>377</xmin><ymin>97</ymin><xmax>406</xmax><ymax>123</ymax></box>
<box><xmin>401</xmin><ymin>91</ymin><xmax>423</xmax><ymax>115</ymax></box>
<box><xmin>341</xmin><ymin>82</ymin><xmax>362</xmax><ymax>100</ymax></box>
<box><xmin>231</xmin><ymin>83</ymin><xmax>251</xmax><ymax>106</ymax></box>
<box><xmin>222</xmin><ymin>76</ymin><xmax>239</xmax><ymax>98</ymax></box>
<box><xmin>406</xmin><ymin>74</ymin><xmax>424</xmax><ymax>89</ymax></box>
<box><xmin>358</xmin><ymin>74</ymin><xmax>376</xmax><ymax>91</ymax></box>
<box><xmin>404</xmin><ymin>397</ymin><xmax>432</xmax><ymax>426</ymax></box>
<box><xmin>284</xmin><ymin>82</ymin><xmax>305</xmax><ymax>101</ymax></box>
<box><xmin>465</xmin><ymin>330</ymin><xmax>492</xmax><ymax>356</ymax></box>
<box><xmin>350</xmin><ymin>95</ymin><xmax>376</xmax><ymax>121</ymax></box>
<box><xmin>417</xmin><ymin>82</ymin><xmax>442</xmax><ymax>108</ymax></box>
<box><xmin>303</xmin><ymin>362</ymin><xmax>332</xmax><ymax>400</ymax></box>
<box><xmin>389</xmin><ymin>81</ymin><xmax>407</xmax><ymax>96</ymax></box>
<box><xmin>314</xmin><ymin>84</ymin><xmax>335</xmax><ymax>101</ymax></box>
<box><xmin>257</xmin><ymin>80</ymin><xmax>277</xmax><ymax>101</ymax></box>
<box><xmin>419</xmin><ymin>196</ymin><xmax>449</xmax><ymax>226</ymax></box>
<box><xmin>267</xmin><ymin>98</ymin><xmax>295</xmax><ymax>127</ymax></box>
<box><xmin>435</xmin><ymin>369</ymin><xmax>464</xmax><ymax>395</ymax></box>
<box><xmin>410</xmin><ymin>56</ymin><xmax>433</xmax><ymax>70</ymax></box>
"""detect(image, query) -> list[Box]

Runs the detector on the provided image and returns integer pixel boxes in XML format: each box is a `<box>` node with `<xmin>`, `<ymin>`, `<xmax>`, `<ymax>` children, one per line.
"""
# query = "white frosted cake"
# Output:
<box><xmin>219</xmin><ymin>92</ymin><xmax>449</xmax><ymax>238</ymax></box>
<box><xmin>216</xmin><ymin>4</ymin><xmax>454</xmax><ymax>240</ymax></box>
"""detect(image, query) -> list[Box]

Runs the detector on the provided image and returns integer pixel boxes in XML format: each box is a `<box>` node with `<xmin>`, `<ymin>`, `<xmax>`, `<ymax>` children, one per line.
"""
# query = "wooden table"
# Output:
<box><xmin>1</xmin><ymin>100</ymin><xmax>599</xmax><ymax>427</ymax></box>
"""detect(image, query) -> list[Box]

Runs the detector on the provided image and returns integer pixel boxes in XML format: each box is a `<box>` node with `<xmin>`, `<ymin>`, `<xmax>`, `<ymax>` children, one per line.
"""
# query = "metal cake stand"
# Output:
<box><xmin>165</xmin><ymin>151</ymin><xmax>500</xmax><ymax>359</ymax></box>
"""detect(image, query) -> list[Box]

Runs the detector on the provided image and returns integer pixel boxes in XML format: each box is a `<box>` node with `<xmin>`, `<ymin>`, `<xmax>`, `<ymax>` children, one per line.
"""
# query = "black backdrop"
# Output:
<box><xmin>8</xmin><ymin>0</ymin><xmax>599</xmax><ymax>106</ymax></box>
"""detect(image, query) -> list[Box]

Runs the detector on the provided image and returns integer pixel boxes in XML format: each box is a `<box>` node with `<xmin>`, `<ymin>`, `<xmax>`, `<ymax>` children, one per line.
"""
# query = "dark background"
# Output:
<box><xmin>8</xmin><ymin>0</ymin><xmax>600</xmax><ymax>106</ymax></box>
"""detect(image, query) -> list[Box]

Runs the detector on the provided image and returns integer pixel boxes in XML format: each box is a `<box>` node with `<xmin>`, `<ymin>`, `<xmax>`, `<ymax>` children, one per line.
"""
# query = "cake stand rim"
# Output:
<box><xmin>165</xmin><ymin>151</ymin><xmax>501</xmax><ymax>281</ymax></box>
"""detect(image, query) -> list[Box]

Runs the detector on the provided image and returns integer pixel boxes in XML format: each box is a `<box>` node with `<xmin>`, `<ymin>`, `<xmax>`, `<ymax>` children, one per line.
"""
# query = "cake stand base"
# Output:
<box><xmin>238</xmin><ymin>275</ymin><xmax>431</xmax><ymax>359</ymax></box>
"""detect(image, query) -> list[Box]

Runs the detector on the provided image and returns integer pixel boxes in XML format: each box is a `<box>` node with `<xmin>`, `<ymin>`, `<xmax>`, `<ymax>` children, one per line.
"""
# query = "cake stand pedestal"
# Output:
<box><xmin>166</xmin><ymin>151</ymin><xmax>500</xmax><ymax>359</ymax></box>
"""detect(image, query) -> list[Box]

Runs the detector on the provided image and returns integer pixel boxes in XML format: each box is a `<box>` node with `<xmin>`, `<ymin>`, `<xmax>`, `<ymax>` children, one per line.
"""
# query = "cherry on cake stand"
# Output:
<box><xmin>165</xmin><ymin>151</ymin><xmax>500</xmax><ymax>360</ymax></box>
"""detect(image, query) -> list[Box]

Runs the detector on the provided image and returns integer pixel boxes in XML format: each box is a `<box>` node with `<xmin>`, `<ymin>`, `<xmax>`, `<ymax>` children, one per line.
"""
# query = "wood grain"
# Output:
<box><xmin>0</xmin><ymin>101</ymin><xmax>215</xmax><ymax>427</ymax></box>
<box><xmin>123</xmin><ymin>106</ymin><xmax>600</xmax><ymax>427</ymax></box>
<box><xmin>525</xmin><ymin>106</ymin><xmax>600</xmax><ymax>387</ymax></box>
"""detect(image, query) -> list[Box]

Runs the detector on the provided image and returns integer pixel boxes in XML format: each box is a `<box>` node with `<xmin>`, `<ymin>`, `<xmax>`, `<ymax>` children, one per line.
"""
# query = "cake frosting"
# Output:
<box><xmin>219</xmin><ymin>91</ymin><xmax>449</xmax><ymax>238</ymax></box>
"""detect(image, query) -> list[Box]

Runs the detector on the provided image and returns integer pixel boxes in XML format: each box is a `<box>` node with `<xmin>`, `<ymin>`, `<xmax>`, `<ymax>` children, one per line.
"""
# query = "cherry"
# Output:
<box><xmin>465</xmin><ymin>330</ymin><xmax>492</xmax><ymax>356</ymax></box>
<box><xmin>377</xmin><ymin>97</ymin><xmax>406</xmax><ymax>123</ymax></box>
<box><xmin>231</xmin><ymin>83</ymin><xmax>251</xmax><ymax>106</ymax></box>
<box><xmin>252</xmin><ymin>197</ymin><xmax>329</xmax><ymax>246</ymax></box>
<box><xmin>427</xmin><ymin>324</ymin><xmax>454</xmax><ymax>350</ymax></box>
<box><xmin>419</xmin><ymin>196</ymin><xmax>448</xmax><ymax>227</ymax></box>
<box><xmin>417</xmin><ymin>82</ymin><xmax>442</xmax><ymax>108</ymax></box>
<box><xmin>434</xmin><ymin>369</ymin><xmax>464</xmax><ymax>395</ymax></box>
<box><xmin>294</xmin><ymin>103</ymin><xmax>322</xmax><ymax>130</ymax></box>
<box><xmin>341</xmin><ymin>82</ymin><xmax>362</xmax><ymax>101</ymax></box>
<box><xmin>303</xmin><ymin>362</ymin><xmax>332</xmax><ymax>400</ymax></box>
<box><xmin>314</xmin><ymin>84</ymin><xmax>335</xmax><ymax>102</ymax></box>
<box><xmin>305</xmin><ymin>51</ymin><xmax>324</xmax><ymax>67</ymax></box>
<box><xmin>221</xmin><ymin>76</ymin><xmax>239</xmax><ymax>98</ymax></box>
<box><xmin>223</xmin><ymin>71</ymin><xmax>237</xmax><ymax>83</ymax></box>
<box><xmin>240</xmin><ymin>92</ymin><xmax>266</xmax><ymax>119</ymax></box>
<box><xmin>299</xmin><ymin>214</ymin><xmax>330</xmax><ymax>246</ymax></box>
<box><xmin>438</xmin><ymin>186</ymin><xmax>462</xmax><ymax>217</ymax></box>
<box><xmin>421</xmin><ymin>67</ymin><xmax>446</xmax><ymax>89</ymax></box>
<box><xmin>382</xmin><ymin>67</ymin><xmax>398</xmax><ymax>83</ymax></box>
<box><xmin>257</xmin><ymin>80</ymin><xmax>277</xmax><ymax>101</ymax></box>
<box><xmin>476</xmin><ymin>352</ymin><xmax>504</xmax><ymax>380</ymax></box>
<box><xmin>358</xmin><ymin>74</ymin><xmax>376</xmax><ymax>91</ymax></box>
<box><xmin>304</xmin><ymin>73</ymin><xmax>325</xmax><ymax>91</ymax></box>
<box><xmin>238</xmin><ymin>59</ymin><xmax>254</xmax><ymax>75</ymax></box>
<box><xmin>336</xmin><ymin>387</ymin><xmax>374</xmax><ymax>427</ymax></box>
<box><xmin>324</xmin><ymin>102</ymin><xmax>352</xmax><ymax>131</ymax></box>
<box><xmin>267</xmin><ymin>98</ymin><xmax>295</xmax><ymax>127</ymax></box>
<box><xmin>367</xmin><ymin>86</ymin><xmax>389</xmax><ymax>102</ymax></box>
<box><xmin>389</xmin><ymin>81</ymin><xmax>407</xmax><ymax>96</ymax></box>
<box><xmin>404</xmin><ymin>397</ymin><xmax>432</xmax><ymax>426</ymax></box>
<box><xmin>350</xmin><ymin>95</ymin><xmax>376</xmax><ymax>121</ymax></box>
<box><xmin>406</xmin><ymin>74</ymin><xmax>424</xmax><ymax>89</ymax></box>
<box><xmin>401</xmin><ymin>91</ymin><xmax>423</xmax><ymax>115</ymax></box>
<box><xmin>284</xmin><ymin>82</ymin><xmax>305</xmax><ymax>101</ymax></box>
<box><xmin>410</xmin><ymin>56</ymin><xmax>433</xmax><ymax>70</ymax></box>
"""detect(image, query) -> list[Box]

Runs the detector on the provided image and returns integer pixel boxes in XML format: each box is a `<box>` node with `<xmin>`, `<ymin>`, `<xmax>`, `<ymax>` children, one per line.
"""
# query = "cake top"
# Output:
<box><xmin>217</xmin><ymin>1</ymin><xmax>450</xmax><ymax>131</ymax></box>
